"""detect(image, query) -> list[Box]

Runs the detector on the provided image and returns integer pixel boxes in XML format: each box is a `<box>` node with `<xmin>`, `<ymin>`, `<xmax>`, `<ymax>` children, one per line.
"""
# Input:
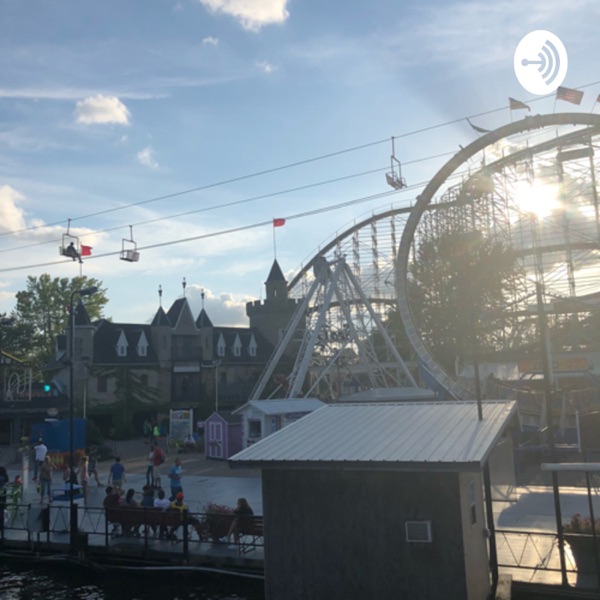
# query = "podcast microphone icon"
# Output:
<box><xmin>514</xmin><ymin>31</ymin><xmax>567</xmax><ymax>95</ymax></box>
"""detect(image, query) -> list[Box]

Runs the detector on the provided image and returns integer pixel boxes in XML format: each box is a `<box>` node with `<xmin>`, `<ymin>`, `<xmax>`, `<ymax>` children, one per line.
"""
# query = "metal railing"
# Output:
<box><xmin>0</xmin><ymin>502</ymin><xmax>264</xmax><ymax>564</ymax></box>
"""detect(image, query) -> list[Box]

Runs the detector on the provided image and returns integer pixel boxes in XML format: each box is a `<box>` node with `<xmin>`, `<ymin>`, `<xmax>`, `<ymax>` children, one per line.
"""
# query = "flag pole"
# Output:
<box><xmin>273</xmin><ymin>222</ymin><xmax>277</xmax><ymax>259</ymax></box>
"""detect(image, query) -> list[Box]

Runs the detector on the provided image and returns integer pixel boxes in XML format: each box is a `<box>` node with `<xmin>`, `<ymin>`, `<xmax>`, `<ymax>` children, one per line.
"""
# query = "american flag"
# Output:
<box><xmin>556</xmin><ymin>86</ymin><xmax>584</xmax><ymax>105</ymax></box>
<box><xmin>509</xmin><ymin>97</ymin><xmax>530</xmax><ymax>111</ymax></box>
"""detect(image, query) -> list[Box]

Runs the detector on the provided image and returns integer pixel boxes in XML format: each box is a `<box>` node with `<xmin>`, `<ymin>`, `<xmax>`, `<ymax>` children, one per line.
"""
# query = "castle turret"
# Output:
<box><xmin>265</xmin><ymin>259</ymin><xmax>287</xmax><ymax>303</ymax></box>
<box><xmin>246</xmin><ymin>260</ymin><xmax>299</xmax><ymax>352</ymax></box>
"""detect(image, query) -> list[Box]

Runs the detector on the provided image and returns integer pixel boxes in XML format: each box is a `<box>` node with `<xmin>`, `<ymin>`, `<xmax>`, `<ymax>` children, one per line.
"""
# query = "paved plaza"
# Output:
<box><xmin>3</xmin><ymin>438</ymin><xmax>262</xmax><ymax>514</ymax></box>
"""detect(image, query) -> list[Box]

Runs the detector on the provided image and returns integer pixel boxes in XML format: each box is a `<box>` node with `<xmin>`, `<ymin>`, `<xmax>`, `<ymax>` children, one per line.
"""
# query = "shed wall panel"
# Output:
<box><xmin>263</xmin><ymin>469</ymin><xmax>468</xmax><ymax>600</ymax></box>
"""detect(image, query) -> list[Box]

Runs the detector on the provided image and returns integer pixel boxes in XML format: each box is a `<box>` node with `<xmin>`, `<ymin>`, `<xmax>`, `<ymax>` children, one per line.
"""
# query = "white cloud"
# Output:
<box><xmin>137</xmin><ymin>146</ymin><xmax>159</xmax><ymax>169</ymax></box>
<box><xmin>186</xmin><ymin>285</ymin><xmax>251</xmax><ymax>326</ymax></box>
<box><xmin>256</xmin><ymin>60</ymin><xmax>275</xmax><ymax>74</ymax></box>
<box><xmin>199</xmin><ymin>0</ymin><xmax>289</xmax><ymax>31</ymax></box>
<box><xmin>202</xmin><ymin>36</ymin><xmax>219</xmax><ymax>46</ymax></box>
<box><xmin>74</xmin><ymin>95</ymin><xmax>131</xmax><ymax>125</ymax></box>
<box><xmin>0</xmin><ymin>186</ymin><xmax>28</xmax><ymax>232</ymax></box>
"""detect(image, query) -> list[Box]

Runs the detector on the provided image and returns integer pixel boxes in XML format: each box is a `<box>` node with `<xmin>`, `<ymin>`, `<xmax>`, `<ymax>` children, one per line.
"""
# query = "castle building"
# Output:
<box><xmin>46</xmin><ymin>261</ymin><xmax>296</xmax><ymax>436</ymax></box>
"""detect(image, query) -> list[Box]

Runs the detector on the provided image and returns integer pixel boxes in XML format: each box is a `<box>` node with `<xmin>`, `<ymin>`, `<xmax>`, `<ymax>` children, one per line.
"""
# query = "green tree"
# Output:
<box><xmin>0</xmin><ymin>313</ymin><xmax>33</xmax><ymax>360</ymax></box>
<box><xmin>89</xmin><ymin>366</ymin><xmax>159</xmax><ymax>438</ymax></box>
<box><xmin>409</xmin><ymin>230</ymin><xmax>522</xmax><ymax>372</ymax></box>
<box><xmin>13</xmin><ymin>274</ymin><xmax>108</xmax><ymax>371</ymax></box>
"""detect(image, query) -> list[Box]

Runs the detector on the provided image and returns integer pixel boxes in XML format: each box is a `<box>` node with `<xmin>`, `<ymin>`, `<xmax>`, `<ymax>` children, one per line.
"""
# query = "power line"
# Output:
<box><xmin>9</xmin><ymin>79</ymin><xmax>599</xmax><ymax>240</ymax></box>
<box><xmin>0</xmin><ymin>181</ymin><xmax>428</xmax><ymax>273</ymax></box>
<box><xmin>0</xmin><ymin>150</ymin><xmax>455</xmax><ymax>256</ymax></box>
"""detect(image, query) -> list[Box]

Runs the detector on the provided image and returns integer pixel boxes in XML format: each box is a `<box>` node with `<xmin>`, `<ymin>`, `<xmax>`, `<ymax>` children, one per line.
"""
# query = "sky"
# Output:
<box><xmin>1</xmin><ymin>0</ymin><xmax>600</xmax><ymax>327</ymax></box>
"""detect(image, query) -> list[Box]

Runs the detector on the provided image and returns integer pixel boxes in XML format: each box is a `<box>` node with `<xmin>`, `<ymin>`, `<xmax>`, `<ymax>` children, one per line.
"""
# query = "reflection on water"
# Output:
<box><xmin>0</xmin><ymin>562</ymin><xmax>265</xmax><ymax>600</ymax></box>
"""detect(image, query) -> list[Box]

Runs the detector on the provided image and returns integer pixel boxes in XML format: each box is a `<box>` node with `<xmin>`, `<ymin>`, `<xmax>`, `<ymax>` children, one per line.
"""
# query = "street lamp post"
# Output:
<box><xmin>213</xmin><ymin>359</ymin><xmax>221</xmax><ymax>412</ymax></box>
<box><xmin>68</xmin><ymin>286</ymin><xmax>97</xmax><ymax>547</ymax></box>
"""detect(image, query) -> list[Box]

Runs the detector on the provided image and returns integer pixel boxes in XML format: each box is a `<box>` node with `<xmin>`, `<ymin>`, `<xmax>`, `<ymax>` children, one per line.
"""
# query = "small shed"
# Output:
<box><xmin>232</xmin><ymin>398</ymin><xmax>325</xmax><ymax>448</ymax></box>
<box><xmin>204</xmin><ymin>410</ymin><xmax>242</xmax><ymax>460</ymax></box>
<box><xmin>230</xmin><ymin>400</ymin><xmax>517</xmax><ymax>600</ymax></box>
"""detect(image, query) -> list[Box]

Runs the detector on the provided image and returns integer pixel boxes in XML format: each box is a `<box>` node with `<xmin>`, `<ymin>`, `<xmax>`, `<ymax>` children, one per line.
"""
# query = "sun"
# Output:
<box><xmin>513</xmin><ymin>180</ymin><xmax>561</xmax><ymax>218</ymax></box>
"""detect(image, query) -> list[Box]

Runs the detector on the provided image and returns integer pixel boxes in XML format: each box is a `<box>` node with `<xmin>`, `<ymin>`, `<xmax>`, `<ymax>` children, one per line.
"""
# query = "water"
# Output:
<box><xmin>0</xmin><ymin>561</ymin><xmax>265</xmax><ymax>600</ymax></box>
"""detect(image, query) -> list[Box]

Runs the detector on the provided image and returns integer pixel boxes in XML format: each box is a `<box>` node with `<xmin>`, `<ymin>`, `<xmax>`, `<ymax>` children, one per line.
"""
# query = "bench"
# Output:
<box><xmin>105</xmin><ymin>507</ymin><xmax>200</xmax><ymax>541</ymax></box>
<box><xmin>238</xmin><ymin>516</ymin><xmax>264</xmax><ymax>555</ymax></box>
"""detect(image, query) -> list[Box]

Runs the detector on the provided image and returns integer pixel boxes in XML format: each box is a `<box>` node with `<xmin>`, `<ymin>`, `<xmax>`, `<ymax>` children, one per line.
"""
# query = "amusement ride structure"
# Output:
<box><xmin>268</xmin><ymin>113</ymin><xmax>600</xmax><ymax>428</ymax></box>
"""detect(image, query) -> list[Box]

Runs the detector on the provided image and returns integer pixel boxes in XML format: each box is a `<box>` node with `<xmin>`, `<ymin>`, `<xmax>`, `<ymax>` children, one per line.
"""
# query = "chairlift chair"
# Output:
<box><xmin>59</xmin><ymin>219</ymin><xmax>82</xmax><ymax>260</ymax></box>
<box><xmin>120</xmin><ymin>226</ymin><xmax>140</xmax><ymax>262</ymax></box>
<box><xmin>385</xmin><ymin>137</ymin><xmax>407</xmax><ymax>190</ymax></box>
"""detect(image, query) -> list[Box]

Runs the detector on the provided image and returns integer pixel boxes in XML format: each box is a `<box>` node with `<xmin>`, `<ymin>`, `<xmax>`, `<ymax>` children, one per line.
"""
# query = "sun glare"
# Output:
<box><xmin>514</xmin><ymin>180</ymin><xmax>561</xmax><ymax>218</ymax></box>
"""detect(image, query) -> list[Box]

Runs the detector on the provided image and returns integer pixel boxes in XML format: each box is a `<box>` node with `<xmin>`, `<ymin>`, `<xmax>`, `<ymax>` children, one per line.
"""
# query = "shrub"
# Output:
<box><xmin>564</xmin><ymin>513</ymin><xmax>600</xmax><ymax>535</ymax></box>
<box><xmin>201</xmin><ymin>502</ymin><xmax>234</xmax><ymax>541</ymax></box>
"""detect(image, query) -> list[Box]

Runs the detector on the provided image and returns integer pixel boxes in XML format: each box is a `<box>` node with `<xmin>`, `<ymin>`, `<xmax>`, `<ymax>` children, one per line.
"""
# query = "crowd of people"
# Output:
<box><xmin>29</xmin><ymin>436</ymin><xmax>186</xmax><ymax>510</ymax></box>
<box><xmin>3</xmin><ymin>430</ymin><xmax>256</xmax><ymax>549</ymax></box>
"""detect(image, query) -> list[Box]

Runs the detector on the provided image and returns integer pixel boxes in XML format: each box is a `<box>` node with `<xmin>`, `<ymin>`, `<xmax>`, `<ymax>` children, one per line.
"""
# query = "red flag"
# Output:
<box><xmin>81</xmin><ymin>245</ymin><xmax>92</xmax><ymax>256</ymax></box>
<box><xmin>273</xmin><ymin>218</ymin><xmax>285</xmax><ymax>227</ymax></box>
<box><xmin>556</xmin><ymin>86</ymin><xmax>584</xmax><ymax>105</ymax></box>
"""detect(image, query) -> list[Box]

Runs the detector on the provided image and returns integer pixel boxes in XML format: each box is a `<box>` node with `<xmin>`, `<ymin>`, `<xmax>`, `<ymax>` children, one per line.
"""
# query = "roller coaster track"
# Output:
<box><xmin>288</xmin><ymin>113</ymin><xmax>600</xmax><ymax>400</ymax></box>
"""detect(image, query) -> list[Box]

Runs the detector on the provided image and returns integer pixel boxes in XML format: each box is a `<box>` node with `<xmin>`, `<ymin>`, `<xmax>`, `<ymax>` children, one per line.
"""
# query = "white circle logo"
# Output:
<box><xmin>514</xmin><ymin>30</ymin><xmax>568</xmax><ymax>95</ymax></box>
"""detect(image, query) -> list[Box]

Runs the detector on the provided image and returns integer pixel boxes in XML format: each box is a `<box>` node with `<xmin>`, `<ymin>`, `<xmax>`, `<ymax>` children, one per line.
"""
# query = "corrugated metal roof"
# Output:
<box><xmin>232</xmin><ymin>398</ymin><xmax>326</xmax><ymax>416</ymax></box>
<box><xmin>230</xmin><ymin>401</ymin><xmax>516</xmax><ymax>471</ymax></box>
<box><xmin>339</xmin><ymin>387</ymin><xmax>436</xmax><ymax>402</ymax></box>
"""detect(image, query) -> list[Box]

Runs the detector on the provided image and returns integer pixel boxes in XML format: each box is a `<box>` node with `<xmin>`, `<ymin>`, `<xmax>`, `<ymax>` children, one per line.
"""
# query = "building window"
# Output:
<box><xmin>468</xmin><ymin>480</ymin><xmax>477</xmax><ymax>525</ymax></box>
<box><xmin>405</xmin><ymin>521</ymin><xmax>433</xmax><ymax>543</ymax></box>
<box><xmin>97</xmin><ymin>376</ymin><xmax>108</xmax><ymax>393</ymax></box>
<box><xmin>217</xmin><ymin>334</ymin><xmax>226</xmax><ymax>357</ymax></box>
<box><xmin>248</xmin><ymin>420</ymin><xmax>261</xmax><ymax>439</ymax></box>
<box><xmin>140</xmin><ymin>374</ymin><xmax>148</xmax><ymax>387</ymax></box>
<box><xmin>249</xmin><ymin>335</ymin><xmax>257</xmax><ymax>357</ymax></box>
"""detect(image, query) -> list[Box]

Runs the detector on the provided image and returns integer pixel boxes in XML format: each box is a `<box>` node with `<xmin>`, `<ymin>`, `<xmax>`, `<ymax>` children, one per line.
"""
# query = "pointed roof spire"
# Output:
<box><xmin>195</xmin><ymin>308</ymin><xmax>213</xmax><ymax>329</ymax></box>
<box><xmin>201</xmin><ymin>288</ymin><xmax>205</xmax><ymax>310</ymax></box>
<box><xmin>266</xmin><ymin>259</ymin><xmax>286</xmax><ymax>283</ymax></box>
<box><xmin>151</xmin><ymin>306</ymin><xmax>171</xmax><ymax>327</ymax></box>
<box><xmin>182</xmin><ymin>277</ymin><xmax>187</xmax><ymax>297</ymax></box>
<box><xmin>158</xmin><ymin>284</ymin><xmax>163</xmax><ymax>307</ymax></box>
<box><xmin>74</xmin><ymin>298</ymin><xmax>91</xmax><ymax>326</ymax></box>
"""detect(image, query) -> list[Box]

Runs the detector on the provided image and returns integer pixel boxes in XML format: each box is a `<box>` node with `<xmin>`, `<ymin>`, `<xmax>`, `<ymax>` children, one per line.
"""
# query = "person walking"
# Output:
<box><xmin>107</xmin><ymin>456</ymin><xmax>126</xmax><ymax>491</ymax></box>
<box><xmin>87</xmin><ymin>447</ymin><xmax>103</xmax><ymax>486</ymax></box>
<box><xmin>151</xmin><ymin>443</ymin><xmax>165</xmax><ymax>489</ymax></box>
<box><xmin>33</xmin><ymin>438</ymin><xmax>47</xmax><ymax>481</ymax></box>
<box><xmin>77</xmin><ymin>455</ymin><xmax>90</xmax><ymax>506</ymax></box>
<box><xmin>143</xmin><ymin>419</ymin><xmax>153</xmax><ymax>445</ymax></box>
<box><xmin>39</xmin><ymin>456</ymin><xmax>54</xmax><ymax>504</ymax></box>
<box><xmin>146</xmin><ymin>448</ymin><xmax>154</xmax><ymax>488</ymax></box>
<box><xmin>167</xmin><ymin>457</ymin><xmax>183</xmax><ymax>501</ymax></box>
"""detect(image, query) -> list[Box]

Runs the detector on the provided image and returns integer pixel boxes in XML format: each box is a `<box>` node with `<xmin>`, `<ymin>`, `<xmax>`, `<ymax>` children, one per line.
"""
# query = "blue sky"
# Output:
<box><xmin>1</xmin><ymin>0</ymin><xmax>599</xmax><ymax>326</ymax></box>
